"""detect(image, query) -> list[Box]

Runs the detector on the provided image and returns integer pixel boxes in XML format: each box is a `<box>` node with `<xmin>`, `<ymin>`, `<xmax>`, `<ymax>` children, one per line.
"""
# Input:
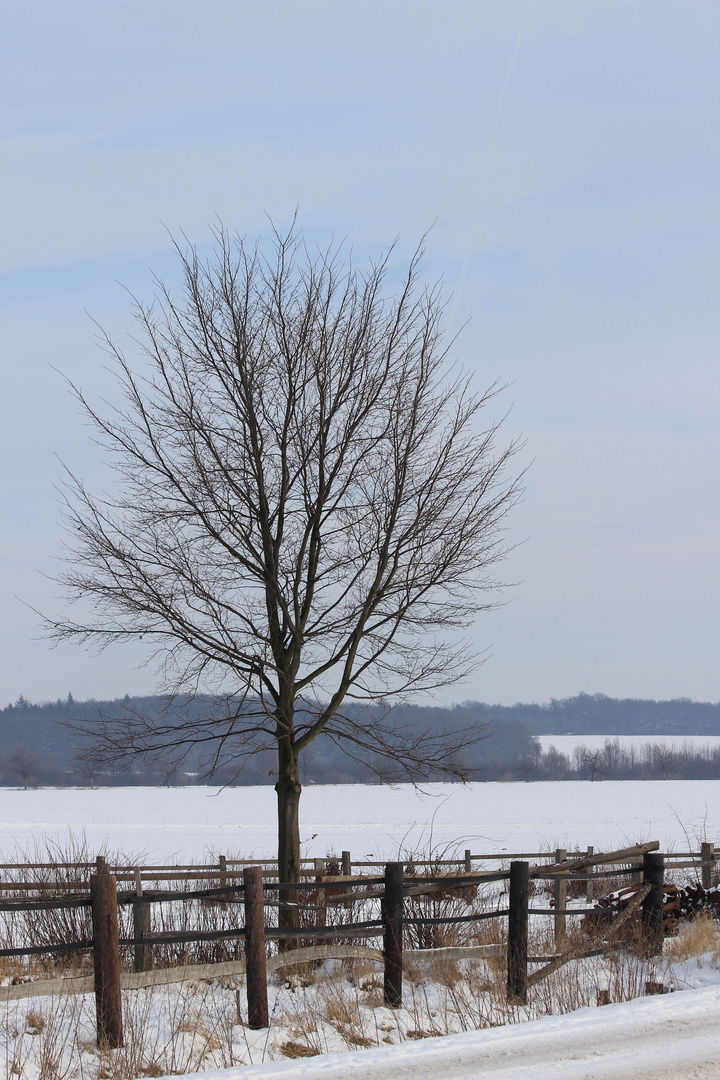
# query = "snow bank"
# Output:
<box><xmin>180</xmin><ymin>985</ymin><xmax>720</xmax><ymax>1079</ymax></box>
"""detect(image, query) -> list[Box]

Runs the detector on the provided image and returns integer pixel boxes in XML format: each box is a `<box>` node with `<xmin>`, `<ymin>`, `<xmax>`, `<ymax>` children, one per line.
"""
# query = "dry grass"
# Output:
<box><xmin>664</xmin><ymin>912</ymin><xmax>720</xmax><ymax>963</ymax></box>
<box><xmin>1</xmin><ymin>919</ymin><xmax>718</xmax><ymax>1078</ymax></box>
<box><xmin>280</xmin><ymin>1040</ymin><xmax>321</xmax><ymax>1058</ymax></box>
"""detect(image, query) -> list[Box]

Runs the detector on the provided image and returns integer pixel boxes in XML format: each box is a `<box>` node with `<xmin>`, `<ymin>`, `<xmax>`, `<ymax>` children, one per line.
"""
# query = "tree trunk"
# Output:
<box><xmin>275</xmin><ymin>741</ymin><xmax>301</xmax><ymax>935</ymax></box>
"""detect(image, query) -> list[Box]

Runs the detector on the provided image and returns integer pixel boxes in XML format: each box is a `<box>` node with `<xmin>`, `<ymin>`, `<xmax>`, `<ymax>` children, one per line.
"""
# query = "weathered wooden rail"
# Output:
<box><xmin>0</xmin><ymin>841</ymin><xmax>713</xmax><ymax>887</ymax></box>
<box><xmin>0</xmin><ymin>840</ymin><xmax>715</xmax><ymax>1048</ymax></box>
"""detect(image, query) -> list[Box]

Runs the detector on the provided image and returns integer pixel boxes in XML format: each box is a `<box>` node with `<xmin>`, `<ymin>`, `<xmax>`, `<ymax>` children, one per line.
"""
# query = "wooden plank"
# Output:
<box><xmin>6</xmin><ymin>845</ymin><xmax>708</xmax><ymax>878</ymax></box>
<box><xmin>268</xmin><ymin>944</ymin><xmax>384</xmax><ymax>971</ymax></box>
<box><xmin>267</xmin><ymin>922</ymin><xmax>383</xmax><ymax>941</ymax></box>
<box><xmin>527</xmin><ymin>884</ymin><xmax>650</xmax><ymax>989</ymax></box>
<box><xmin>407</xmin><ymin>945</ymin><xmax>505</xmax><ymax>961</ymax></box>
<box><xmin>531</xmin><ymin>841</ymin><xmax>659</xmax><ymax>877</ymax></box>
<box><xmin>123</xmin><ymin>959</ymin><xmax>247</xmax><ymax>990</ymax></box>
<box><xmin>0</xmin><ymin>976</ymin><xmax>94</xmax><ymax>1002</ymax></box>
<box><xmin>0</xmin><ymin>944</ymin><xmax>507</xmax><ymax>1003</ymax></box>
<box><xmin>326</xmin><ymin>870</ymin><xmax>508</xmax><ymax>905</ymax></box>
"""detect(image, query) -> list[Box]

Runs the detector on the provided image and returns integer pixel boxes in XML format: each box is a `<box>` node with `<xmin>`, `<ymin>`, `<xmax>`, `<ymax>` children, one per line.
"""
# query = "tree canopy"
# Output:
<box><xmin>48</xmin><ymin>223</ymin><xmax>522</xmax><ymax>887</ymax></box>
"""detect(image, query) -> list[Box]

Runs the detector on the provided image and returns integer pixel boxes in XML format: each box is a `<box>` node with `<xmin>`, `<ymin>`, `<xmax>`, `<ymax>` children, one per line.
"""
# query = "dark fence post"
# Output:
<box><xmin>383</xmin><ymin>862</ymin><xmax>403</xmax><ymax>1007</ymax></box>
<box><xmin>243</xmin><ymin>866</ymin><xmax>268</xmax><ymax>1029</ymax></box>
<box><xmin>314</xmin><ymin>858</ymin><xmax>327</xmax><ymax>931</ymax></box>
<box><xmin>641</xmin><ymin>852</ymin><xmax>665</xmax><ymax>956</ymax></box>
<box><xmin>132</xmin><ymin>867</ymin><xmax>151</xmax><ymax>973</ymax></box>
<box><xmin>219</xmin><ymin>854</ymin><xmax>228</xmax><ymax>909</ymax></box>
<box><xmin>585</xmin><ymin>846</ymin><xmax>594</xmax><ymax>903</ymax></box>
<box><xmin>554</xmin><ymin>848</ymin><xmax>567</xmax><ymax>947</ymax></box>
<box><xmin>342</xmin><ymin>851</ymin><xmax>352</xmax><ymax>910</ymax></box>
<box><xmin>701</xmin><ymin>843</ymin><xmax>714</xmax><ymax>890</ymax></box>
<box><xmin>507</xmin><ymin>861</ymin><xmax>529</xmax><ymax>1005</ymax></box>
<box><xmin>90</xmin><ymin>855</ymin><xmax>123</xmax><ymax>1048</ymax></box>
<box><xmin>464</xmin><ymin>849</ymin><xmax>476</xmax><ymax>902</ymax></box>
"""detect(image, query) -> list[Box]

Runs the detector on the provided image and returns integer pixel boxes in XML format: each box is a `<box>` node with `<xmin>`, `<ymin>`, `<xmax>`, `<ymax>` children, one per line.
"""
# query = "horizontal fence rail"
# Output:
<box><xmin>2</xmin><ymin>842</ymin><xmax>693</xmax><ymax>884</ymax></box>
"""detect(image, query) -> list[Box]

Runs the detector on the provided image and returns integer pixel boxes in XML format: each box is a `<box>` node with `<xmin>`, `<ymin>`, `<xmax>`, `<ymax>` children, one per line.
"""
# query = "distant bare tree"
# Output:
<box><xmin>650</xmin><ymin>742</ymin><xmax>676</xmax><ymax>780</ymax></box>
<box><xmin>574</xmin><ymin>746</ymin><xmax>605</xmax><ymax>782</ymax></box>
<box><xmin>8</xmin><ymin>746</ymin><xmax>38</xmax><ymax>789</ymax></box>
<box><xmin>75</xmin><ymin>756</ymin><xmax>96</xmax><ymax>789</ymax></box>
<box><xmin>46</xmin><ymin>222</ymin><xmax>522</xmax><ymax>899</ymax></box>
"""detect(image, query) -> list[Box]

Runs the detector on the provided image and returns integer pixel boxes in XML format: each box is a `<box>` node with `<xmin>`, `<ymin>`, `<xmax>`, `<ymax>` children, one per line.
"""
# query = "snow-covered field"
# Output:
<box><xmin>1</xmin><ymin>781</ymin><xmax>719</xmax><ymax>1078</ymax></box>
<box><xmin>0</xmin><ymin>780</ymin><xmax>718</xmax><ymax>863</ymax></box>
<box><xmin>537</xmin><ymin>734</ymin><xmax>720</xmax><ymax>755</ymax></box>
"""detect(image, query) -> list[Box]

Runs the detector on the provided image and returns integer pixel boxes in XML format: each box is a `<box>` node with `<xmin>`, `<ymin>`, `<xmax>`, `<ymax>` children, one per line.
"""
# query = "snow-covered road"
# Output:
<box><xmin>187</xmin><ymin>986</ymin><xmax>720</xmax><ymax>1080</ymax></box>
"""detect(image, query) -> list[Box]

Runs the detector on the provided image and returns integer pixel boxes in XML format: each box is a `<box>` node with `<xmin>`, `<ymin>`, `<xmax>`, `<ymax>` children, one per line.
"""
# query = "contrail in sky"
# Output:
<box><xmin>451</xmin><ymin>9</ymin><xmax>531</xmax><ymax>315</ymax></box>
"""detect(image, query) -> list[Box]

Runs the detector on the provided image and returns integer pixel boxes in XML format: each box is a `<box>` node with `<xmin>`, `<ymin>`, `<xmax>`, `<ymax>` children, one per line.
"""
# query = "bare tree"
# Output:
<box><xmin>8</xmin><ymin>746</ymin><xmax>38</xmax><ymax>789</ymax></box>
<box><xmin>650</xmin><ymin>742</ymin><xmax>676</xmax><ymax>780</ymax></box>
<box><xmin>574</xmin><ymin>746</ymin><xmax>605</xmax><ymax>782</ymax></box>
<box><xmin>46</xmin><ymin>223</ymin><xmax>522</xmax><ymax>893</ymax></box>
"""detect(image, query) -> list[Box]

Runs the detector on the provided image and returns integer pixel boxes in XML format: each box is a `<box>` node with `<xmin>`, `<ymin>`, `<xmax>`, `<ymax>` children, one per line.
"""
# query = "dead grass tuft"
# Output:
<box><xmin>280</xmin><ymin>1040</ymin><xmax>321</xmax><ymax>1058</ymax></box>
<box><xmin>664</xmin><ymin>913</ymin><xmax>720</xmax><ymax>963</ymax></box>
<box><xmin>25</xmin><ymin>1010</ymin><xmax>46</xmax><ymax>1035</ymax></box>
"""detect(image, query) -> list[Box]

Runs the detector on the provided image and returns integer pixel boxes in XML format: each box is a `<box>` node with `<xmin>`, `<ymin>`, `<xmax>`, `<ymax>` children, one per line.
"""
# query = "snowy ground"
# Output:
<box><xmin>1</xmin><ymin>782</ymin><xmax>719</xmax><ymax>1078</ymax></box>
<box><xmin>537</xmin><ymin>734</ymin><xmax>720</xmax><ymax>755</ymax></box>
<box><xmin>0</xmin><ymin>781</ymin><xmax>717</xmax><ymax>864</ymax></box>
<box><xmin>3</xmin><ymin>931</ymin><xmax>719</xmax><ymax>1078</ymax></box>
<box><xmin>188</xmin><ymin>986</ymin><xmax>720</xmax><ymax>1080</ymax></box>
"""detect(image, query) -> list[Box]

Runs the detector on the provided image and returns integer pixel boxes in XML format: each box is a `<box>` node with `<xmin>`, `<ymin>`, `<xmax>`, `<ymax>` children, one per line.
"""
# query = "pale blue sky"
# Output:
<box><xmin>1</xmin><ymin>0</ymin><xmax>718</xmax><ymax>706</ymax></box>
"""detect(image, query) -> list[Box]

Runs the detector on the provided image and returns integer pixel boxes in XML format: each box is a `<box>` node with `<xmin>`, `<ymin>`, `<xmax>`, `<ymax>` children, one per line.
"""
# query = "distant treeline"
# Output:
<box><xmin>530</xmin><ymin>738</ymin><xmax>720</xmax><ymax>782</ymax></box>
<box><xmin>0</xmin><ymin>691</ymin><xmax>718</xmax><ymax>787</ymax></box>
<box><xmin>453</xmin><ymin>693</ymin><xmax>720</xmax><ymax>736</ymax></box>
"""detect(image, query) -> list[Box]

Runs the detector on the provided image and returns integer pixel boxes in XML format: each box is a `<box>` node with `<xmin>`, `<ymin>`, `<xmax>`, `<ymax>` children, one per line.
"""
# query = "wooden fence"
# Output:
<box><xmin>0</xmin><ymin>840</ymin><xmax>715</xmax><ymax>1049</ymax></box>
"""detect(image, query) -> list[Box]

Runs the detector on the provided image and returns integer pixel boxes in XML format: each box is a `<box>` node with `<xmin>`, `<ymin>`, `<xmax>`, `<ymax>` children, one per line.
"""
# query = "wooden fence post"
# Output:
<box><xmin>554</xmin><ymin>848</ymin><xmax>567</xmax><ymax>947</ymax></box>
<box><xmin>463</xmin><ymin>849</ymin><xmax>476</xmax><ymax>902</ymax></box>
<box><xmin>507</xmin><ymin>861</ymin><xmax>529</xmax><ymax>1005</ymax></box>
<box><xmin>641</xmin><ymin>852</ymin><xmax>665</xmax><ymax>956</ymax></box>
<box><xmin>314</xmin><ymin>858</ymin><xmax>327</xmax><ymax>929</ymax></box>
<box><xmin>243</xmin><ymin>866</ymin><xmax>268</xmax><ymax>1029</ymax></box>
<box><xmin>90</xmin><ymin>855</ymin><xmax>123</xmax><ymax>1049</ymax></box>
<box><xmin>383</xmin><ymin>862</ymin><xmax>403</xmax><ymax>1008</ymax></box>
<box><xmin>132</xmin><ymin>867</ymin><xmax>151</xmax><ymax>973</ymax></box>
<box><xmin>701</xmin><ymin>843</ymin><xmax>714</xmax><ymax>890</ymax></box>
<box><xmin>585</xmin><ymin>846</ymin><xmax>594</xmax><ymax>903</ymax></box>
<box><xmin>342</xmin><ymin>851</ymin><xmax>352</xmax><ymax>910</ymax></box>
<box><xmin>218</xmin><ymin>854</ymin><xmax>228</xmax><ymax>910</ymax></box>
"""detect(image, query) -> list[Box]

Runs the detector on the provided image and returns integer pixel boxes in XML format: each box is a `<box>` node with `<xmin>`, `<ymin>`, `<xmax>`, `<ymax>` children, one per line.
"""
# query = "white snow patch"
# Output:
<box><xmin>0</xmin><ymin>781</ymin><xmax>717</xmax><ymax>863</ymax></box>
<box><xmin>179</xmin><ymin>985</ymin><xmax>720</xmax><ymax>1079</ymax></box>
<box><xmin>537</xmin><ymin>734</ymin><xmax>720</xmax><ymax>755</ymax></box>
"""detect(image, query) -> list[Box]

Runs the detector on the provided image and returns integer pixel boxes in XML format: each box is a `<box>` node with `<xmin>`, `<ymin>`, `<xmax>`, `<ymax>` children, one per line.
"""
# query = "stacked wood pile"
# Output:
<box><xmin>588</xmin><ymin>882</ymin><xmax>720</xmax><ymax>936</ymax></box>
<box><xmin>662</xmin><ymin>883</ymin><xmax>720</xmax><ymax>930</ymax></box>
